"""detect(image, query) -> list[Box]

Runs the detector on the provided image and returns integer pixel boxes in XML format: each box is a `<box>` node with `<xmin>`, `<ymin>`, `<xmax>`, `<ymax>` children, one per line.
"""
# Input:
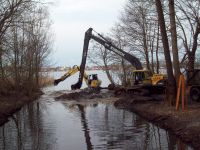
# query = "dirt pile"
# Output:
<box><xmin>55</xmin><ymin>88</ymin><xmax>114</xmax><ymax>101</ymax></box>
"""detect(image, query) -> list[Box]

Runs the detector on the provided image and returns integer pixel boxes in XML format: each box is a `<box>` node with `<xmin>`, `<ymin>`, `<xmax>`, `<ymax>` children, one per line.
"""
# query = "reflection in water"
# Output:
<box><xmin>73</xmin><ymin>103</ymin><xmax>192</xmax><ymax>150</ymax></box>
<box><xmin>77</xmin><ymin>104</ymin><xmax>93</xmax><ymax>150</ymax></box>
<box><xmin>0</xmin><ymin>92</ymin><xmax>193</xmax><ymax>150</ymax></box>
<box><xmin>2</xmin><ymin>126</ymin><xmax>5</xmax><ymax>150</ymax></box>
<box><xmin>0</xmin><ymin>99</ymin><xmax>57</xmax><ymax>150</ymax></box>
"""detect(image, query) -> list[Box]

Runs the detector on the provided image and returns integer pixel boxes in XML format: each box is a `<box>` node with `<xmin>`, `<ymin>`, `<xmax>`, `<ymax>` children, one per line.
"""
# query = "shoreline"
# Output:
<box><xmin>4</xmin><ymin>87</ymin><xmax>200</xmax><ymax>149</ymax></box>
<box><xmin>0</xmin><ymin>91</ymin><xmax>42</xmax><ymax>126</ymax></box>
<box><xmin>114</xmin><ymin>95</ymin><xmax>200</xmax><ymax>149</ymax></box>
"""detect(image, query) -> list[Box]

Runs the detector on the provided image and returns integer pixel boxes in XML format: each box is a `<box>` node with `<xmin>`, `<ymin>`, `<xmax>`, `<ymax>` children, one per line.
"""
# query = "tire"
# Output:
<box><xmin>190</xmin><ymin>86</ymin><xmax>200</xmax><ymax>101</ymax></box>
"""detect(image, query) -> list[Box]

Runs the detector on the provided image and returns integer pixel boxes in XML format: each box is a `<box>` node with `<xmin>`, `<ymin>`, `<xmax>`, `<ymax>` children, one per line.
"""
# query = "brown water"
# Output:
<box><xmin>0</xmin><ymin>71</ymin><xmax>193</xmax><ymax>150</ymax></box>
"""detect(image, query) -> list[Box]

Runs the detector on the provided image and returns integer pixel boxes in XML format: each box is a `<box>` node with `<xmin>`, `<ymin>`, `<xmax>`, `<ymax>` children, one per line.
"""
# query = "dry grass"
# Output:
<box><xmin>39</xmin><ymin>76</ymin><xmax>54</xmax><ymax>87</ymax></box>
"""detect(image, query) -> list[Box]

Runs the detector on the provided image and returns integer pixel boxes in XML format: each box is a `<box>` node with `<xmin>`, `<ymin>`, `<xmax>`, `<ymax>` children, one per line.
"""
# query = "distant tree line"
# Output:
<box><xmin>0</xmin><ymin>0</ymin><xmax>52</xmax><ymax>95</ymax></box>
<box><xmin>89</xmin><ymin>0</ymin><xmax>200</xmax><ymax>103</ymax></box>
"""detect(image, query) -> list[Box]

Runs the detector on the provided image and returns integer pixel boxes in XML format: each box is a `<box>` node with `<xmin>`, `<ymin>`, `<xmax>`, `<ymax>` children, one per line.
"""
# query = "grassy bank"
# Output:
<box><xmin>114</xmin><ymin>95</ymin><xmax>200</xmax><ymax>149</ymax></box>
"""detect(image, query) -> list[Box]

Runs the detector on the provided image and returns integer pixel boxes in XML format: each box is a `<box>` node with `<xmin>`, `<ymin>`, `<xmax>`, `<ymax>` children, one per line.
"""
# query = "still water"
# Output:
<box><xmin>0</xmin><ymin>71</ymin><xmax>193</xmax><ymax>150</ymax></box>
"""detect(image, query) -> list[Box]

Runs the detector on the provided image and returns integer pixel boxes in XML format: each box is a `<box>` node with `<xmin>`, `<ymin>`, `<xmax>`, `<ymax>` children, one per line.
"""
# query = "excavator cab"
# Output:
<box><xmin>129</xmin><ymin>70</ymin><xmax>166</xmax><ymax>86</ymax></box>
<box><xmin>132</xmin><ymin>70</ymin><xmax>152</xmax><ymax>85</ymax></box>
<box><xmin>88</xmin><ymin>74</ymin><xmax>101</xmax><ymax>88</ymax></box>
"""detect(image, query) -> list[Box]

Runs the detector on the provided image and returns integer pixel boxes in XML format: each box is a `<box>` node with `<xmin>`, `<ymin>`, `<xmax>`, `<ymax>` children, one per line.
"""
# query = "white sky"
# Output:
<box><xmin>49</xmin><ymin>0</ymin><xmax>126</xmax><ymax>67</ymax></box>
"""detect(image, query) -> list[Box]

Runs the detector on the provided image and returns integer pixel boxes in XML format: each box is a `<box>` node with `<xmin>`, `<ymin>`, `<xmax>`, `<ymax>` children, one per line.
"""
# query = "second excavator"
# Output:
<box><xmin>54</xmin><ymin>65</ymin><xmax>101</xmax><ymax>90</ymax></box>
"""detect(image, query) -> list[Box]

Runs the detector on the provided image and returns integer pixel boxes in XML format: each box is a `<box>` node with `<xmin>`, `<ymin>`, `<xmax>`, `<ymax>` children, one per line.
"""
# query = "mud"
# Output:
<box><xmin>0</xmin><ymin>91</ymin><xmax>42</xmax><ymax>126</ymax></box>
<box><xmin>55</xmin><ymin>88</ymin><xmax>118</xmax><ymax>109</ymax></box>
<box><xmin>55</xmin><ymin>88</ymin><xmax>114</xmax><ymax>101</ymax></box>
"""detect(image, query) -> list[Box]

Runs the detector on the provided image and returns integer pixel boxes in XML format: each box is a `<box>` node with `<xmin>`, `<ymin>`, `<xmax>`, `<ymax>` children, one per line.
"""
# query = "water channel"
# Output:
<box><xmin>0</xmin><ymin>71</ymin><xmax>193</xmax><ymax>150</ymax></box>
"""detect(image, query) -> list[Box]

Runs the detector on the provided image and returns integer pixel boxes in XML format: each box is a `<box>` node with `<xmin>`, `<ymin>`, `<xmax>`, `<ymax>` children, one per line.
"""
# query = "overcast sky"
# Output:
<box><xmin>49</xmin><ymin>0</ymin><xmax>126</xmax><ymax>67</ymax></box>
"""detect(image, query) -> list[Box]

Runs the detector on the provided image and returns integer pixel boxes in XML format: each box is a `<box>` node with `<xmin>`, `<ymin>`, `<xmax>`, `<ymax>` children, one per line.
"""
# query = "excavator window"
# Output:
<box><xmin>134</xmin><ymin>72</ymin><xmax>145</xmax><ymax>85</ymax></box>
<box><xmin>88</xmin><ymin>74</ymin><xmax>98</xmax><ymax>80</ymax></box>
<box><xmin>92</xmin><ymin>74</ymin><xmax>98</xmax><ymax>80</ymax></box>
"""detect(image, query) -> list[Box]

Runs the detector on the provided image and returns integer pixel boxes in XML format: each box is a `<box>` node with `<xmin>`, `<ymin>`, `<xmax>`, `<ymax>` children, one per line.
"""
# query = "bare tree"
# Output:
<box><xmin>88</xmin><ymin>42</ymin><xmax>115</xmax><ymax>84</ymax></box>
<box><xmin>176</xmin><ymin>0</ymin><xmax>200</xmax><ymax>71</ymax></box>
<box><xmin>0</xmin><ymin>0</ymin><xmax>52</xmax><ymax>94</ymax></box>
<box><xmin>110</xmin><ymin>24</ymin><xmax>131</xmax><ymax>86</ymax></box>
<box><xmin>169</xmin><ymin>0</ymin><xmax>181</xmax><ymax>82</ymax></box>
<box><xmin>119</xmin><ymin>0</ymin><xmax>163</xmax><ymax>73</ymax></box>
<box><xmin>155</xmin><ymin>0</ymin><xmax>176</xmax><ymax>104</ymax></box>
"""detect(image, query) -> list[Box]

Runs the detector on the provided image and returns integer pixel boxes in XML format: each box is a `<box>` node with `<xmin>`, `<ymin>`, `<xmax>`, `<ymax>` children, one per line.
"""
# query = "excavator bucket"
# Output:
<box><xmin>54</xmin><ymin>79</ymin><xmax>62</xmax><ymax>86</ymax></box>
<box><xmin>71</xmin><ymin>81</ymin><xmax>82</xmax><ymax>90</ymax></box>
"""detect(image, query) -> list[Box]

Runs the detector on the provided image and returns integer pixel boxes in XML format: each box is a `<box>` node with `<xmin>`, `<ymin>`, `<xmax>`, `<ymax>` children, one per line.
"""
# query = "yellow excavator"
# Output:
<box><xmin>70</xmin><ymin>28</ymin><xmax>166</xmax><ymax>95</ymax></box>
<box><xmin>54</xmin><ymin>65</ymin><xmax>101</xmax><ymax>90</ymax></box>
<box><xmin>127</xmin><ymin>70</ymin><xmax>167</xmax><ymax>86</ymax></box>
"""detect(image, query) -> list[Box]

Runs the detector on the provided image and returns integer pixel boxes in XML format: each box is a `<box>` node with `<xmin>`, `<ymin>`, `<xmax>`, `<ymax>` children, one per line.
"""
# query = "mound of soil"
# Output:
<box><xmin>55</xmin><ymin>89</ymin><xmax>114</xmax><ymax>101</ymax></box>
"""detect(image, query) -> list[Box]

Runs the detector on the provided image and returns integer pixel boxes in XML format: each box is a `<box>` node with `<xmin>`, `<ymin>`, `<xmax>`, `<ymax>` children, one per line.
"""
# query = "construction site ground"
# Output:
<box><xmin>56</xmin><ymin>89</ymin><xmax>200</xmax><ymax>149</ymax></box>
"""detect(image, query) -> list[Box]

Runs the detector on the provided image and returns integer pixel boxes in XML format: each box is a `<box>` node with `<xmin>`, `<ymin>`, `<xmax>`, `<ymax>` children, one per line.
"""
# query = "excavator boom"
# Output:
<box><xmin>54</xmin><ymin>64</ymin><xmax>101</xmax><ymax>90</ymax></box>
<box><xmin>72</xmin><ymin>28</ymin><xmax>143</xmax><ymax>90</ymax></box>
<box><xmin>54</xmin><ymin>65</ymin><xmax>80</xmax><ymax>86</ymax></box>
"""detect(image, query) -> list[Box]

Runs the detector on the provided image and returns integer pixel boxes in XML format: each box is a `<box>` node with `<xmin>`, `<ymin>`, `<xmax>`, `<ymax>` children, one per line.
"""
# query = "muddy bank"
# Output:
<box><xmin>114</xmin><ymin>95</ymin><xmax>200</xmax><ymax>149</ymax></box>
<box><xmin>0</xmin><ymin>91</ymin><xmax>42</xmax><ymax>126</ymax></box>
<box><xmin>55</xmin><ymin>89</ymin><xmax>114</xmax><ymax>101</ymax></box>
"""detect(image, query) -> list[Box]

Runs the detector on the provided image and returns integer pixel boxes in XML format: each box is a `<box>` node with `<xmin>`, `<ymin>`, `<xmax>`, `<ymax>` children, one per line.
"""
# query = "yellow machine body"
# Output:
<box><xmin>54</xmin><ymin>65</ymin><xmax>101</xmax><ymax>89</ymax></box>
<box><xmin>129</xmin><ymin>70</ymin><xmax>166</xmax><ymax>86</ymax></box>
<box><xmin>90</xmin><ymin>80</ymin><xmax>101</xmax><ymax>88</ymax></box>
<box><xmin>151</xmin><ymin>74</ymin><xmax>166</xmax><ymax>85</ymax></box>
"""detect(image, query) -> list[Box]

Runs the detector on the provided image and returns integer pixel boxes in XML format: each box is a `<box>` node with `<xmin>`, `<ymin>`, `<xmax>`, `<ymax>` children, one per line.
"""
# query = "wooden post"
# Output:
<box><xmin>176</xmin><ymin>75</ymin><xmax>182</xmax><ymax>110</ymax></box>
<box><xmin>182</xmin><ymin>75</ymin><xmax>185</xmax><ymax>110</ymax></box>
<box><xmin>176</xmin><ymin>74</ymin><xmax>186</xmax><ymax>111</ymax></box>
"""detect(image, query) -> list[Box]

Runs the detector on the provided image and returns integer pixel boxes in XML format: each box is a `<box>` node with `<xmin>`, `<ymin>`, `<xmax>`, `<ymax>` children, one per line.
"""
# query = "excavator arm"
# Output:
<box><xmin>54</xmin><ymin>65</ymin><xmax>80</xmax><ymax>86</ymax></box>
<box><xmin>71</xmin><ymin>28</ymin><xmax>143</xmax><ymax>90</ymax></box>
<box><xmin>54</xmin><ymin>64</ymin><xmax>100</xmax><ymax>89</ymax></box>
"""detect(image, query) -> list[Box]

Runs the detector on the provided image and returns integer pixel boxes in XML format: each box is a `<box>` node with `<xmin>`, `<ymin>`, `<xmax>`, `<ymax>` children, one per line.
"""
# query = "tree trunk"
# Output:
<box><xmin>156</xmin><ymin>24</ymin><xmax>160</xmax><ymax>74</ymax></box>
<box><xmin>150</xmin><ymin>25</ymin><xmax>156</xmax><ymax>74</ymax></box>
<box><xmin>0</xmin><ymin>42</ymin><xmax>4</xmax><ymax>79</ymax></box>
<box><xmin>142</xmin><ymin>24</ymin><xmax>151</xmax><ymax>72</ymax></box>
<box><xmin>188</xmin><ymin>51</ymin><xmax>195</xmax><ymax>71</ymax></box>
<box><xmin>155</xmin><ymin>0</ymin><xmax>176</xmax><ymax>104</ymax></box>
<box><xmin>103</xmin><ymin>58</ymin><xmax>114</xmax><ymax>85</ymax></box>
<box><xmin>168</xmin><ymin>0</ymin><xmax>181</xmax><ymax>82</ymax></box>
<box><xmin>144</xmin><ymin>42</ymin><xmax>151</xmax><ymax>72</ymax></box>
<box><xmin>121</xmin><ymin>58</ymin><xmax>127</xmax><ymax>86</ymax></box>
